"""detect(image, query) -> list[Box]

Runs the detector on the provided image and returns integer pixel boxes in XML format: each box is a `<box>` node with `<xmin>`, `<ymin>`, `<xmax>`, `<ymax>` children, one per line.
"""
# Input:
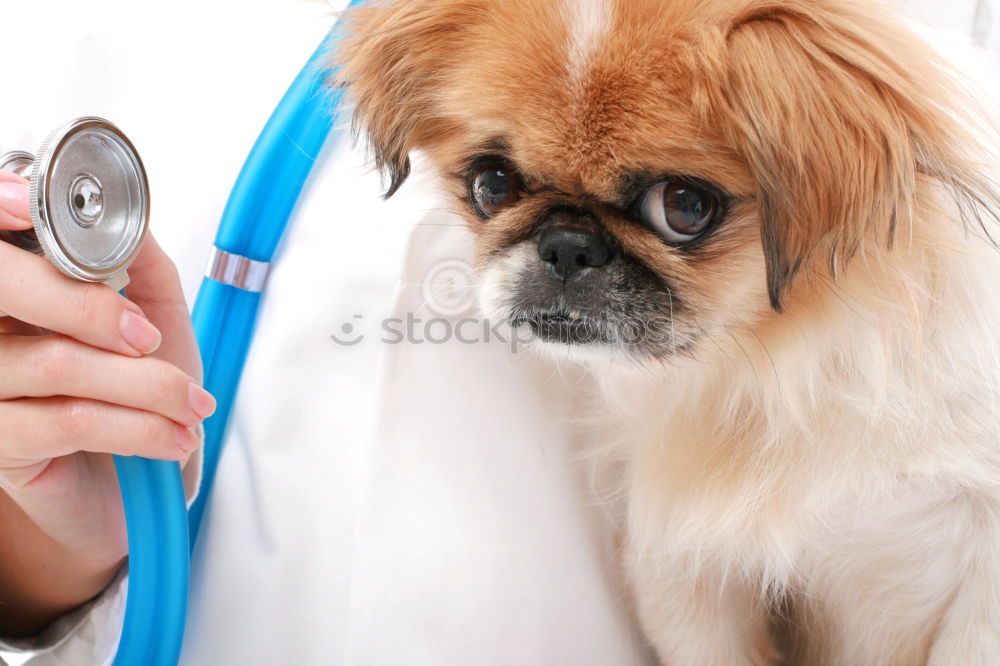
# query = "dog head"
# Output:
<box><xmin>334</xmin><ymin>0</ymin><xmax>998</xmax><ymax>361</ymax></box>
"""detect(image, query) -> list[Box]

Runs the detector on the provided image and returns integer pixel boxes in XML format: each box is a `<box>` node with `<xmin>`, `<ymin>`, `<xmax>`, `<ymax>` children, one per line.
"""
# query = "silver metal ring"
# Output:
<box><xmin>0</xmin><ymin>151</ymin><xmax>35</xmax><ymax>175</ymax></box>
<box><xmin>205</xmin><ymin>247</ymin><xmax>270</xmax><ymax>293</ymax></box>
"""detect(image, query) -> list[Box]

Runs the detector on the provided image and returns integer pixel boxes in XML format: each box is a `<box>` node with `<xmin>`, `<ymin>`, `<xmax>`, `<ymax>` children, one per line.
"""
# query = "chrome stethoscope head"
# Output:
<box><xmin>0</xmin><ymin>117</ymin><xmax>149</xmax><ymax>291</ymax></box>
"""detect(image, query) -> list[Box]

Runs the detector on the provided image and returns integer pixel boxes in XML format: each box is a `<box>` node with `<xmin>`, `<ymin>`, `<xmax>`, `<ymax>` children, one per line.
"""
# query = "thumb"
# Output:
<box><xmin>0</xmin><ymin>172</ymin><xmax>32</xmax><ymax>230</ymax></box>
<box><xmin>124</xmin><ymin>233</ymin><xmax>203</xmax><ymax>383</ymax></box>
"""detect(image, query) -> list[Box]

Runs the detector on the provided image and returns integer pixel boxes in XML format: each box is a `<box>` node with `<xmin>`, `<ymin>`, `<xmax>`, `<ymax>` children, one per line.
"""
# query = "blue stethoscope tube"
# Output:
<box><xmin>112</xmin><ymin>3</ymin><xmax>364</xmax><ymax>663</ymax></box>
<box><xmin>111</xmin><ymin>454</ymin><xmax>189</xmax><ymax>665</ymax></box>
<box><xmin>188</xmin><ymin>28</ymin><xmax>355</xmax><ymax>544</ymax></box>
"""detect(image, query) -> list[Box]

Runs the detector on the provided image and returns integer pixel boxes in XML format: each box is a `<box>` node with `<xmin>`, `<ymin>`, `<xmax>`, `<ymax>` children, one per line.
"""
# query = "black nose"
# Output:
<box><xmin>537</xmin><ymin>228</ymin><xmax>613</xmax><ymax>282</ymax></box>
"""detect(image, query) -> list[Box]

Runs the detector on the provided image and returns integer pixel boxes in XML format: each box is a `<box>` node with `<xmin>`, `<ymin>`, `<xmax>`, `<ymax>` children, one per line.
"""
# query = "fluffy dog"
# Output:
<box><xmin>334</xmin><ymin>1</ymin><xmax>1000</xmax><ymax>663</ymax></box>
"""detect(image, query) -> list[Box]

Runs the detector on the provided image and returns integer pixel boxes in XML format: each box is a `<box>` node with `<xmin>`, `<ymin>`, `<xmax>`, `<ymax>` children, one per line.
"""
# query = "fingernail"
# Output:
<box><xmin>124</xmin><ymin>299</ymin><xmax>145</xmax><ymax>316</ymax></box>
<box><xmin>119</xmin><ymin>309</ymin><xmax>162</xmax><ymax>354</ymax></box>
<box><xmin>0</xmin><ymin>181</ymin><xmax>31</xmax><ymax>223</ymax></box>
<box><xmin>175</xmin><ymin>424</ymin><xmax>198</xmax><ymax>452</ymax></box>
<box><xmin>188</xmin><ymin>383</ymin><xmax>217</xmax><ymax>419</ymax></box>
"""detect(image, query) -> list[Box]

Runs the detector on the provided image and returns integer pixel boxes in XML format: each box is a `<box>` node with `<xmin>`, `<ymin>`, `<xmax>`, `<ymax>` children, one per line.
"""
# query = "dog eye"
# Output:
<box><xmin>640</xmin><ymin>181</ymin><xmax>718</xmax><ymax>243</ymax></box>
<box><xmin>470</xmin><ymin>162</ymin><xmax>523</xmax><ymax>217</ymax></box>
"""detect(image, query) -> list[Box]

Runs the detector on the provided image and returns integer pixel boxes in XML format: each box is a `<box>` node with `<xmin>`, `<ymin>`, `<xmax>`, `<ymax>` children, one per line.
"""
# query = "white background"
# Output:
<box><xmin>1</xmin><ymin>1</ymin><xmax>997</xmax><ymax>665</ymax></box>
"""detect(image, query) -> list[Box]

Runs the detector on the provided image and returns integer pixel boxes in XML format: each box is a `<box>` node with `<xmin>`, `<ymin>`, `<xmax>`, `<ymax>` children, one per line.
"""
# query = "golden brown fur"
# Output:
<box><xmin>334</xmin><ymin>0</ymin><xmax>1000</xmax><ymax>663</ymax></box>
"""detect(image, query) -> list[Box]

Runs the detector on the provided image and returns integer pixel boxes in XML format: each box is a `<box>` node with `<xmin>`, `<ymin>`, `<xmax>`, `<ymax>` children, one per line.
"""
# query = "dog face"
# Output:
<box><xmin>336</xmin><ymin>0</ymin><xmax>996</xmax><ymax>360</ymax></box>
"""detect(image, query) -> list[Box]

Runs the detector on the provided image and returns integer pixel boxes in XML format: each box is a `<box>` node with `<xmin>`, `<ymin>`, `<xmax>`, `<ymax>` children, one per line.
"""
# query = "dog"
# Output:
<box><xmin>334</xmin><ymin>1</ymin><xmax>1000</xmax><ymax>663</ymax></box>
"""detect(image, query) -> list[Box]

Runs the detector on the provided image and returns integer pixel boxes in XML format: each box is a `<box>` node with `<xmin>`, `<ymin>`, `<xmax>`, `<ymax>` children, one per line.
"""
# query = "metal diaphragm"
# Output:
<box><xmin>0</xmin><ymin>118</ymin><xmax>149</xmax><ymax>289</ymax></box>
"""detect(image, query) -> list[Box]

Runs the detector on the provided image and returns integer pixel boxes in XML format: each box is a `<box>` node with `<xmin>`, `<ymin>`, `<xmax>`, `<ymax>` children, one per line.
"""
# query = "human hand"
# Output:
<box><xmin>0</xmin><ymin>172</ymin><xmax>213</xmax><ymax>634</ymax></box>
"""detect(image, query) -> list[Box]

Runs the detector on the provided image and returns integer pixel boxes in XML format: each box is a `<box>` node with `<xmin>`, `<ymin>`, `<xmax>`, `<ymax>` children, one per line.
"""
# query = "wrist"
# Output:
<box><xmin>0</xmin><ymin>488</ymin><xmax>124</xmax><ymax>637</ymax></box>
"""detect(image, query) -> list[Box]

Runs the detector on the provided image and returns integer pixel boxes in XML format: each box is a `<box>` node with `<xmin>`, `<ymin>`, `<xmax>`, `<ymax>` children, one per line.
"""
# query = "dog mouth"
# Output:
<box><xmin>509</xmin><ymin>309</ymin><xmax>614</xmax><ymax>345</ymax></box>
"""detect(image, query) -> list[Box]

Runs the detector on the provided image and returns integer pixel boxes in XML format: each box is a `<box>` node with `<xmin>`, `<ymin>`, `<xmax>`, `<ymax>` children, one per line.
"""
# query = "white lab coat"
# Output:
<box><xmin>1</xmin><ymin>1</ymin><xmax>997</xmax><ymax>665</ymax></box>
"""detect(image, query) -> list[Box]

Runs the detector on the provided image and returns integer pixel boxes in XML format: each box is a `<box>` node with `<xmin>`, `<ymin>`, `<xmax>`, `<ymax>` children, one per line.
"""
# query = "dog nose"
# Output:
<box><xmin>537</xmin><ymin>227</ymin><xmax>613</xmax><ymax>282</ymax></box>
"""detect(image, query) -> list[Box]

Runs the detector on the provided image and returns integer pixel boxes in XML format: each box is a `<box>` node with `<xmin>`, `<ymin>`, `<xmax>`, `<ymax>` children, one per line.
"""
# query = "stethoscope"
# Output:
<box><xmin>0</xmin><ymin>2</ymin><xmax>364</xmax><ymax>663</ymax></box>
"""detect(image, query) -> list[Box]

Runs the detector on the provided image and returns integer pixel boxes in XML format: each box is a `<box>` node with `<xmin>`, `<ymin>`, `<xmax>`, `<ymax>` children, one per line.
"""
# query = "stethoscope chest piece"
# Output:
<box><xmin>1</xmin><ymin>118</ymin><xmax>149</xmax><ymax>291</ymax></box>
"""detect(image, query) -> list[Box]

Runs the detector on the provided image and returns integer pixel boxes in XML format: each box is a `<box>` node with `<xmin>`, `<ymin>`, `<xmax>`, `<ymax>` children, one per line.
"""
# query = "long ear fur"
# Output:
<box><xmin>712</xmin><ymin>0</ymin><xmax>999</xmax><ymax>310</ymax></box>
<box><xmin>332</xmin><ymin>0</ymin><xmax>480</xmax><ymax>198</ymax></box>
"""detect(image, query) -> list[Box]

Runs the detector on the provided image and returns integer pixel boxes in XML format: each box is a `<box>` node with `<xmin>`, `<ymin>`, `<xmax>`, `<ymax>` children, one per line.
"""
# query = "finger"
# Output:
<box><xmin>0</xmin><ymin>397</ymin><xmax>200</xmax><ymax>467</ymax></box>
<box><xmin>0</xmin><ymin>335</ymin><xmax>216</xmax><ymax>427</ymax></box>
<box><xmin>0</xmin><ymin>173</ymin><xmax>31</xmax><ymax>230</ymax></box>
<box><xmin>0</xmin><ymin>241</ymin><xmax>162</xmax><ymax>357</ymax></box>
<box><xmin>0</xmin><ymin>170</ymin><xmax>28</xmax><ymax>183</ymax></box>
<box><xmin>0</xmin><ymin>316</ymin><xmax>44</xmax><ymax>335</ymax></box>
<box><xmin>124</xmin><ymin>233</ymin><xmax>202</xmax><ymax>381</ymax></box>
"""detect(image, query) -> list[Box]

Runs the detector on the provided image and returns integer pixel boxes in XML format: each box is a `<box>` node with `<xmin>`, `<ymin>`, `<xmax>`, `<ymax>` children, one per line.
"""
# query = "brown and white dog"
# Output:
<box><xmin>334</xmin><ymin>1</ymin><xmax>1000</xmax><ymax>663</ymax></box>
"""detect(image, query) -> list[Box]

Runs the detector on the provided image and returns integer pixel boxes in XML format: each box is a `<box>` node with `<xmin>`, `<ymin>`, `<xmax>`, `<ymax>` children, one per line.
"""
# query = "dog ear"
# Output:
<box><xmin>713</xmin><ymin>1</ymin><xmax>999</xmax><ymax>310</ymax></box>
<box><xmin>332</xmin><ymin>1</ymin><xmax>479</xmax><ymax>198</ymax></box>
